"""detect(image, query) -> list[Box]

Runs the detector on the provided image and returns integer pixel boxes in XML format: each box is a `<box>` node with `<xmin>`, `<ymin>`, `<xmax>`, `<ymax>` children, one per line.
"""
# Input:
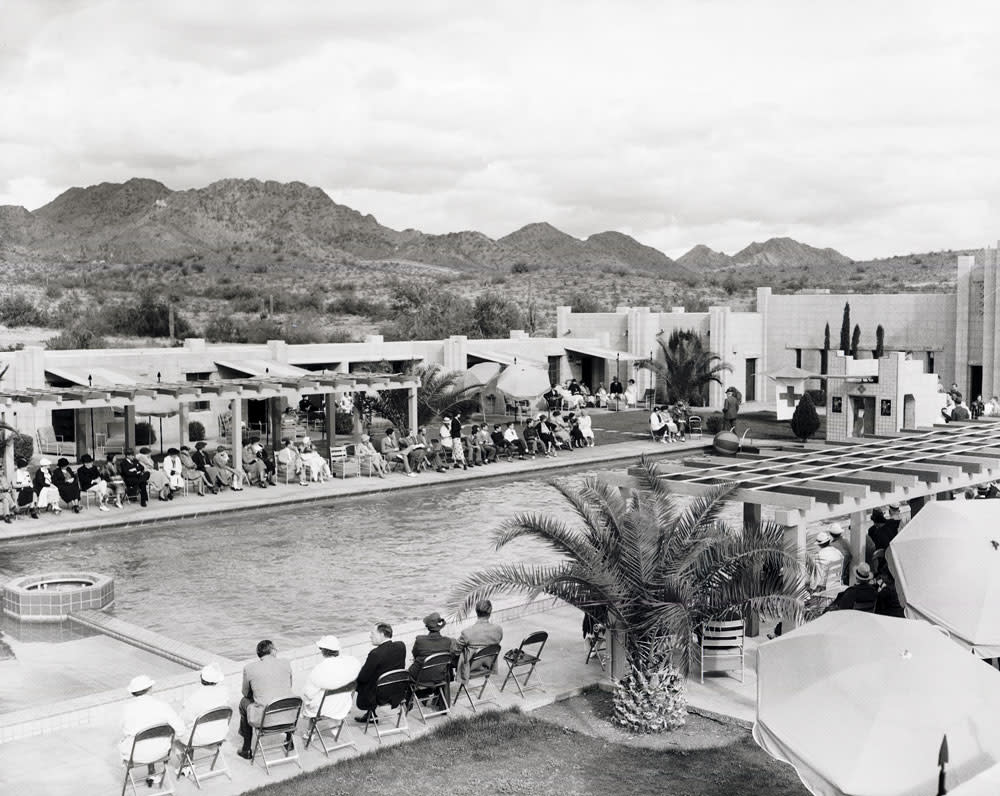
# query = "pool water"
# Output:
<box><xmin>0</xmin><ymin>472</ymin><xmax>604</xmax><ymax>660</ymax></box>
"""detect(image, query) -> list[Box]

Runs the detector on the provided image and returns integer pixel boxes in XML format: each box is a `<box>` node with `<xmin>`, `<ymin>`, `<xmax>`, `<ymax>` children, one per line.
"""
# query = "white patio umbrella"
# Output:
<box><xmin>494</xmin><ymin>362</ymin><xmax>551</xmax><ymax>401</ymax></box>
<box><xmin>463</xmin><ymin>361</ymin><xmax>502</xmax><ymax>388</ymax></box>
<box><xmin>887</xmin><ymin>500</ymin><xmax>1000</xmax><ymax>656</ymax></box>
<box><xmin>754</xmin><ymin>612</ymin><xmax>1000</xmax><ymax>796</ymax></box>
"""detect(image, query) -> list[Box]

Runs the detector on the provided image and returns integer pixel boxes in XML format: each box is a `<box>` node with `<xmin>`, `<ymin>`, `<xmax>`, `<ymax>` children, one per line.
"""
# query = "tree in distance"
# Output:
<box><xmin>790</xmin><ymin>392</ymin><xmax>820</xmax><ymax>442</ymax></box>
<box><xmin>839</xmin><ymin>302</ymin><xmax>851</xmax><ymax>354</ymax></box>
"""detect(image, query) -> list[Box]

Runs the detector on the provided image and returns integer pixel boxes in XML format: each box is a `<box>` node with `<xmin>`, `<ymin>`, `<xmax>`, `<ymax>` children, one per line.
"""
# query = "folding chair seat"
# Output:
<box><xmin>121</xmin><ymin>723</ymin><xmax>176</xmax><ymax>796</ymax></box>
<box><xmin>686</xmin><ymin>415</ymin><xmax>703</xmax><ymax>439</ymax></box>
<box><xmin>330</xmin><ymin>445</ymin><xmax>360</xmax><ymax>479</ymax></box>
<box><xmin>363</xmin><ymin>669</ymin><xmax>411</xmax><ymax>743</ymax></box>
<box><xmin>174</xmin><ymin>706</ymin><xmax>232</xmax><ymax>789</ymax></box>
<box><xmin>501</xmin><ymin>631</ymin><xmax>548</xmax><ymax>697</ymax></box>
<box><xmin>454</xmin><ymin>644</ymin><xmax>502</xmax><ymax>712</ymax></box>
<box><xmin>250</xmin><ymin>696</ymin><xmax>303</xmax><ymax>774</ymax></box>
<box><xmin>303</xmin><ymin>680</ymin><xmax>358</xmax><ymax>757</ymax></box>
<box><xmin>408</xmin><ymin>652</ymin><xmax>453</xmax><ymax>725</ymax></box>
<box><xmin>699</xmin><ymin>620</ymin><xmax>745</xmax><ymax>684</ymax></box>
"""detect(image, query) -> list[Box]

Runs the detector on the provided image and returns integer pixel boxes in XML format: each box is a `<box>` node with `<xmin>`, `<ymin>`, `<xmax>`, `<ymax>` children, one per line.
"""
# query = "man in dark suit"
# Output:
<box><xmin>354</xmin><ymin>623</ymin><xmax>406</xmax><ymax>721</ymax></box>
<box><xmin>118</xmin><ymin>448</ymin><xmax>150</xmax><ymax>507</ymax></box>
<box><xmin>238</xmin><ymin>639</ymin><xmax>294</xmax><ymax>759</ymax></box>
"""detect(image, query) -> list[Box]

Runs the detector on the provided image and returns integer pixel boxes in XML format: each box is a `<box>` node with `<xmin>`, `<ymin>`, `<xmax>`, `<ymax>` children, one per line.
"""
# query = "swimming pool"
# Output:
<box><xmin>0</xmin><ymin>472</ymin><xmax>602</xmax><ymax>660</ymax></box>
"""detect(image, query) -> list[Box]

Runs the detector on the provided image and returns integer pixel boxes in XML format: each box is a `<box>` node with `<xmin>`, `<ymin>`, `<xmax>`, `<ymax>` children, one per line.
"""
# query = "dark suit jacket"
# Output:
<box><xmin>409</xmin><ymin>631</ymin><xmax>453</xmax><ymax>678</ymax></box>
<box><xmin>356</xmin><ymin>640</ymin><xmax>406</xmax><ymax>709</ymax></box>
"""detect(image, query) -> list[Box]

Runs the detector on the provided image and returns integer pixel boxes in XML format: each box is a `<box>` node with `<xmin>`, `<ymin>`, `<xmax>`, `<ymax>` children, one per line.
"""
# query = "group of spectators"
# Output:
<box><xmin>939</xmin><ymin>380</ymin><xmax>1000</xmax><ymax>422</ymax></box>
<box><xmin>649</xmin><ymin>403</ymin><xmax>692</xmax><ymax>443</ymax></box>
<box><xmin>120</xmin><ymin>600</ymin><xmax>505</xmax><ymax>785</ymax></box>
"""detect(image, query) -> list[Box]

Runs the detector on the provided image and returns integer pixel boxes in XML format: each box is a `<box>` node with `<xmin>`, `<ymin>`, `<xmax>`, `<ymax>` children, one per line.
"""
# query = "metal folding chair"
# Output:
<box><xmin>408</xmin><ymin>652</ymin><xmax>452</xmax><ymax>725</ymax></box>
<box><xmin>501</xmin><ymin>631</ymin><xmax>548</xmax><ymax>697</ymax></box>
<box><xmin>453</xmin><ymin>644</ymin><xmax>502</xmax><ymax>712</ymax></box>
<box><xmin>585</xmin><ymin>626</ymin><xmax>608</xmax><ymax>670</ymax></box>
<box><xmin>121</xmin><ymin>723</ymin><xmax>176</xmax><ymax>796</ymax></box>
<box><xmin>363</xmin><ymin>669</ymin><xmax>411</xmax><ymax>743</ymax></box>
<box><xmin>174</xmin><ymin>706</ymin><xmax>232</xmax><ymax>789</ymax></box>
<box><xmin>303</xmin><ymin>680</ymin><xmax>357</xmax><ymax>757</ymax></box>
<box><xmin>251</xmin><ymin>697</ymin><xmax>303</xmax><ymax>774</ymax></box>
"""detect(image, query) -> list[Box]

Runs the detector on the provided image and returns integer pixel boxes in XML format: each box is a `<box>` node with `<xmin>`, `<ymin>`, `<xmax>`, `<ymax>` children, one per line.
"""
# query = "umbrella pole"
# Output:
<box><xmin>90</xmin><ymin>409</ymin><xmax>96</xmax><ymax>455</ymax></box>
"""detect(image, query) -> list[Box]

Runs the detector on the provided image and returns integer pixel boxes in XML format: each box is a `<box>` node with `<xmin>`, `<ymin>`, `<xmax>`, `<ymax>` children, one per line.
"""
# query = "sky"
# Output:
<box><xmin>2</xmin><ymin>0</ymin><xmax>999</xmax><ymax>260</ymax></box>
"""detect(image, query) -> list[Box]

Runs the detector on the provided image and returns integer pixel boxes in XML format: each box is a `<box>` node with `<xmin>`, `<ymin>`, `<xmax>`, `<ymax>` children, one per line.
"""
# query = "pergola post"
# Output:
<box><xmin>780</xmin><ymin>514</ymin><xmax>808</xmax><ymax>631</ymax></box>
<box><xmin>124</xmin><ymin>405</ymin><xmax>137</xmax><ymax>452</ymax></box>
<box><xmin>325</xmin><ymin>392</ymin><xmax>336</xmax><ymax>450</ymax></box>
<box><xmin>73</xmin><ymin>409</ymin><xmax>88</xmax><ymax>459</ymax></box>
<box><xmin>743</xmin><ymin>503</ymin><xmax>763</xmax><ymax>636</ymax></box>
<box><xmin>2</xmin><ymin>412</ymin><xmax>14</xmax><ymax>475</ymax></box>
<box><xmin>230</xmin><ymin>400</ymin><xmax>243</xmax><ymax>472</ymax></box>
<box><xmin>177</xmin><ymin>402</ymin><xmax>188</xmax><ymax>448</ymax></box>
<box><xmin>849</xmin><ymin>511</ymin><xmax>865</xmax><ymax>584</ymax></box>
<box><xmin>268</xmin><ymin>397</ymin><xmax>284</xmax><ymax>449</ymax></box>
<box><xmin>407</xmin><ymin>385</ymin><xmax>418</xmax><ymax>434</ymax></box>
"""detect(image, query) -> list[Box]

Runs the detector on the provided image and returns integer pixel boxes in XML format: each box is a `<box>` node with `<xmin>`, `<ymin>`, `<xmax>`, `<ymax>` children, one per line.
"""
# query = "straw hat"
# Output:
<box><xmin>199</xmin><ymin>665</ymin><xmax>223</xmax><ymax>684</ymax></box>
<box><xmin>316</xmin><ymin>635</ymin><xmax>341</xmax><ymax>653</ymax></box>
<box><xmin>128</xmin><ymin>675</ymin><xmax>155</xmax><ymax>694</ymax></box>
<box><xmin>816</xmin><ymin>531</ymin><xmax>832</xmax><ymax>546</ymax></box>
<box><xmin>854</xmin><ymin>563</ymin><xmax>874</xmax><ymax>583</ymax></box>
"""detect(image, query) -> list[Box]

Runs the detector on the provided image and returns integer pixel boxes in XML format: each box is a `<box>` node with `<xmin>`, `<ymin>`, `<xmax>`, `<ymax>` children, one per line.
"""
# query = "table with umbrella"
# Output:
<box><xmin>887</xmin><ymin>500</ymin><xmax>1000</xmax><ymax>657</ymax></box>
<box><xmin>754</xmin><ymin>612</ymin><xmax>1000</xmax><ymax>796</ymax></box>
<box><xmin>493</xmin><ymin>362</ymin><xmax>551</xmax><ymax>422</ymax></box>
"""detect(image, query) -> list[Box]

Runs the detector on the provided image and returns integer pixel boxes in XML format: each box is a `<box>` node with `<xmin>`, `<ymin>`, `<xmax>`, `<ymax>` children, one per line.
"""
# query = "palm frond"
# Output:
<box><xmin>493</xmin><ymin>512</ymin><xmax>604</xmax><ymax>567</ymax></box>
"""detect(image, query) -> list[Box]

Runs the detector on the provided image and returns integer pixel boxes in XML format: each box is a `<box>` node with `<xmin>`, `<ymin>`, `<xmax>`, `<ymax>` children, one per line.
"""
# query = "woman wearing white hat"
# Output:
<box><xmin>119</xmin><ymin>675</ymin><xmax>184</xmax><ymax>786</ymax></box>
<box><xmin>32</xmin><ymin>458</ymin><xmax>62</xmax><ymax>514</ymax></box>
<box><xmin>810</xmin><ymin>530</ymin><xmax>844</xmax><ymax>593</ymax></box>
<box><xmin>179</xmin><ymin>665</ymin><xmax>230</xmax><ymax>749</ymax></box>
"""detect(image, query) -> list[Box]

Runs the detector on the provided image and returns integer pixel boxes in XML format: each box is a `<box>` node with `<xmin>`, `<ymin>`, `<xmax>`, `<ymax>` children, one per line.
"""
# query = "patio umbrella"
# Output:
<box><xmin>463</xmin><ymin>362</ymin><xmax>502</xmax><ymax>388</ymax></box>
<box><xmin>887</xmin><ymin>500</ymin><xmax>1000</xmax><ymax>656</ymax></box>
<box><xmin>494</xmin><ymin>363</ymin><xmax>551</xmax><ymax>401</ymax></box>
<box><xmin>754</xmin><ymin>612</ymin><xmax>1000</xmax><ymax>796</ymax></box>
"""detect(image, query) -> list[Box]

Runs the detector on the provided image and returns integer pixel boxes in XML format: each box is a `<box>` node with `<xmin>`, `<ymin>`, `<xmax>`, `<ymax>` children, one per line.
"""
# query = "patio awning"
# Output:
<box><xmin>467</xmin><ymin>349</ymin><xmax>545</xmax><ymax>368</ymax></box>
<box><xmin>45</xmin><ymin>365</ymin><xmax>138</xmax><ymax>387</ymax></box>
<box><xmin>564</xmin><ymin>343</ymin><xmax>640</xmax><ymax>361</ymax></box>
<box><xmin>214</xmin><ymin>359</ymin><xmax>312</xmax><ymax>378</ymax></box>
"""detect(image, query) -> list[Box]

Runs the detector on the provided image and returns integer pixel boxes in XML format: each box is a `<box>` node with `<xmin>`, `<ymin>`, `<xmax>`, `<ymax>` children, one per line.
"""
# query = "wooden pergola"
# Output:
<box><xmin>633</xmin><ymin>421</ymin><xmax>1000</xmax><ymax>579</ymax></box>
<box><xmin>1</xmin><ymin>372</ymin><xmax>420</xmax><ymax>473</ymax></box>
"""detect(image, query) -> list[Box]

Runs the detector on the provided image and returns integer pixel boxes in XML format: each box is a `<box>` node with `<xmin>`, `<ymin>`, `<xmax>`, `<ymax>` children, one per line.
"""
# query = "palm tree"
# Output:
<box><xmin>369</xmin><ymin>363</ymin><xmax>480</xmax><ymax>432</ymax></box>
<box><xmin>450</xmin><ymin>457</ymin><xmax>805</xmax><ymax>733</ymax></box>
<box><xmin>643</xmin><ymin>329</ymin><xmax>731</xmax><ymax>406</ymax></box>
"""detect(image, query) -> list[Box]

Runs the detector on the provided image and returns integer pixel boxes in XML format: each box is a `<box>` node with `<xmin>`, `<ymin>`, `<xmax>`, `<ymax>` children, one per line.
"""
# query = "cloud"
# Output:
<box><xmin>2</xmin><ymin>0</ymin><xmax>999</xmax><ymax>259</ymax></box>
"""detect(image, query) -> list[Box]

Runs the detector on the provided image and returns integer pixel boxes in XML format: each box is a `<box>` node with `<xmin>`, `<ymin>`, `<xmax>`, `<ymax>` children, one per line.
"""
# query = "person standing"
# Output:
<box><xmin>449</xmin><ymin>414</ymin><xmax>467</xmax><ymax>470</ymax></box>
<box><xmin>723</xmin><ymin>387</ymin><xmax>741</xmax><ymax>430</ymax></box>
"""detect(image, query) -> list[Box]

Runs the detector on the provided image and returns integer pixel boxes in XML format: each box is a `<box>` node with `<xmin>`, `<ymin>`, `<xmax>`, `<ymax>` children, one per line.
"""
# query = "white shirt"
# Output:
<box><xmin>120</xmin><ymin>694</ymin><xmax>185</xmax><ymax>761</ymax></box>
<box><xmin>302</xmin><ymin>654</ymin><xmax>362</xmax><ymax>720</ymax></box>
<box><xmin>439</xmin><ymin>424</ymin><xmax>452</xmax><ymax>445</ymax></box>
<box><xmin>503</xmin><ymin>427</ymin><xmax>519</xmax><ymax>443</ymax></box>
<box><xmin>813</xmin><ymin>546</ymin><xmax>845</xmax><ymax>592</ymax></box>
<box><xmin>578</xmin><ymin>415</ymin><xmax>593</xmax><ymax>437</ymax></box>
<box><xmin>179</xmin><ymin>684</ymin><xmax>230</xmax><ymax>746</ymax></box>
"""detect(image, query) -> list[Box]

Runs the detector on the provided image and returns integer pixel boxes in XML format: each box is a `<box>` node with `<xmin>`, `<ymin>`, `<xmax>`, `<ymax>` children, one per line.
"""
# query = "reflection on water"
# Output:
<box><xmin>0</xmin><ymin>473</ymin><xmax>602</xmax><ymax>659</ymax></box>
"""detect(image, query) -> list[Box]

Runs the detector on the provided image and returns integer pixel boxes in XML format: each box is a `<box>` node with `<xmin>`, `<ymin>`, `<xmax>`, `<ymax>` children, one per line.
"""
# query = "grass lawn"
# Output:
<box><xmin>245</xmin><ymin>699</ymin><xmax>807</xmax><ymax>796</ymax></box>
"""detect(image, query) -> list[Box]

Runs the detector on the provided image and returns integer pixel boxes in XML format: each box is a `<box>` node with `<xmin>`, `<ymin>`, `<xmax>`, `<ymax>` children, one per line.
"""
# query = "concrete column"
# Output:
<box><xmin>74</xmin><ymin>409</ymin><xmax>88</xmax><ymax>458</ymax></box>
<box><xmin>780</xmin><ymin>515</ymin><xmax>808</xmax><ymax>631</ymax></box>
<box><xmin>743</xmin><ymin>503</ymin><xmax>761</xmax><ymax>527</ymax></box>
<box><xmin>325</xmin><ymin>392</ymin><xmax>336</xmax><ymax>449</ymax></box>
<box><xmin>230</xmin><ymin>400</ymin><xmax>243</xmax><ymax>472</ymax></box>
<box><xmin>983</xmin><ymin>246</ymin><xmax>998</xmax><ymax>397</ymax></box>
<box><xmin>954</xmin><ymin>254</ymin><xmax>974</xmax><ymax>394</ymax></box>
<box><xmin>849</xmin><ymin>511</ymin><xmax>865</xmax><ymax>583</ymax></box>
<box><xmin>268</xmin><ymin>397</ymin><xmax>284</xmax><ymax>449</ymax></box>
<box><xmin>407</xmin><ymin>385</ymin><xmax>418</xmax><ymax>435</ymax></box>
<box><xmin>124</xmin><ymin>405</ymin><xmax>137</xmax><ymax>452</ymax></box>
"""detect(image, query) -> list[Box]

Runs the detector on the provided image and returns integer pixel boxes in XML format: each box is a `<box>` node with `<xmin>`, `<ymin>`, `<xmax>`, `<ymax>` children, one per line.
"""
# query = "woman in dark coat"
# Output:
<box><xmin>51</xmin><ymin>457</ymin><xmax>82</xmax><ymax>513</ymax></box>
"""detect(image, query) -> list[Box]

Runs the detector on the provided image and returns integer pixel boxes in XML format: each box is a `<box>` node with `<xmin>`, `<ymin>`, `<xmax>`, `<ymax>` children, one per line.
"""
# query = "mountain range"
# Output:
<box><xmin>0</xmin><ymin>177</ymin><xmax>856</xmax><ymax>277</ymax></box>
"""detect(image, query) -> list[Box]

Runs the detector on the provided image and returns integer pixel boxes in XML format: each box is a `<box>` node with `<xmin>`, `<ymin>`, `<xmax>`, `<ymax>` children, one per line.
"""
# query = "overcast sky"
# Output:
<box><xmin>2</xmin><ymin>1</ymin><xmax>998</xmax><ymax>260</ymax></box>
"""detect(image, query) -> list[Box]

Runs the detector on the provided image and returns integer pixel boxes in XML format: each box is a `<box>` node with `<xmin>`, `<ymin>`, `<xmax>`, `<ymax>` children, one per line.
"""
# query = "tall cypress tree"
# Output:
<box><xmin>850</xmin><ymin>324</ymin><xmax>861</xmax><ymax>358</ymax></box>
<box><xmin>875</xmin><ymin>324</ymin><xmax>885</xmax><ymax>358</ymax></box>
<box><xmin>840</xmin><ymin>303</ymin><xmax>851</xmax><ymax>354</ymax></box>
<box><xmin>824</xmin><ymin>322</ymin><xmax>830</xmax><ymax>351</ymax></box>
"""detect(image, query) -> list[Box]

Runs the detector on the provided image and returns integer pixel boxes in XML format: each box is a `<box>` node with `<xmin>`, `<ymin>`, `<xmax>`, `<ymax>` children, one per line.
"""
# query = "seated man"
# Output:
<box><xmin>451</xmin><ymin>599</ymin><xmax>504</xmax><ymax>683</ymax></box>
<box><xmin>824</xmin><ymin>563</ymin><xmax>879</xmax><ymax>613</ymax></box>
<box><xmin>380</xmin><ymin>427</ymin><xmax>415</xmax><ymax>476</ymax></box>
<box><xmin>77</xmin><ymin>453</ymin><xmax>111</xmax><ymax>511</ymax></box>
<box><xmin>238</xmin><ymin>639</ymin><xmax>294</xmax><ymax>759</ymax></box>
<box><xmin>400</xmin><ymin>429</ymin><xmax>428</xmax><ymax>472</ymax></box>
<box><xmin>425</xmin><ymin>438</ymin><xmax>449</xmax><ymax>472</ymax></box>
<box><xmin>502</xmin><ymin>422</ymin><xmax>527</xmax><ymax>459</ymax></box>
<box><xmin>0</xmin><ymin>469</ymin><xmax>15</xmax><ymax>522</ymax></box>
<box><xmin>178</xmin><ymin>664</ymin><xmax>230</xmax><ymax>755</ymax></box>
<box><xmin>491</xmin><ymin>423</ymin><xmax>509</xmax><ymax>458</ymax></box>
<box><xmin>474</xmin><ymin>424</ymin><xmax>497</xmax><ymax>463</ymax></box>
<box><xmin>118</xmin><ymin>449</ymin><xmax>150</xmax><ymax>507</ymax></box>
<box><xmin>303</xmin><ymin>635</ymin><xmax>362</xmax><ymax>727</ymax></box>
<box><xmin>649</xmin><ymin>406</ymin><xmax>669</xmax><ymax>442</ymax></box>
<box><xmin>354</xmin><ymin>623</ymin><xmax>406</xmax><ymax>721</ymax></box>
<box><xmin>120</xmin><ymin>675</ymin><xmax>184</xmax><ymax>787</ymax></box>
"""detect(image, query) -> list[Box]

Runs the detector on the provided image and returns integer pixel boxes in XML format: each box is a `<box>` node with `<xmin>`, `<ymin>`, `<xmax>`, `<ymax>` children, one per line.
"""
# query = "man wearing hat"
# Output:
<box><xmin>810</xmin><ymin>531</ymin><xmax>844</xmax><ymax>593</ymax></box>
<box><xmin>825</xmin><ymin>564</ymin><xmax>879</xmax><ymax>614</ymax></box>
<box><xmin>827</xmin><ymin>522</ymin><xmax>852</xmax><ymax>585</ymax></box>
<box><xmin>302</xmin><ymin>635</ymin><xmax>361</xmax><ymax>726</ymax></box>
<box><xmin>866</xmin><ymin>508</ymin><xmax>898</xmax><ymax>564</ymax></box>
<box><xmin>410</xmin><ymin>612</ymin><xmax>453</xmax><ymax>678</ymax></box>
<box><xmin>723</xmin><ymin>387</ymin><xmax>741</xmax><ymax>431</ymax></box>
<box><xmin>180</xmin><ymin>664</ymin><xmax>229</xmax><ymax>733</ymax></box>
<box><xmin>119</xmin><ymin>448</ymin><xmax>150</xmax><ymax>507</ymax></box>
<box><xmin>238</xmin><ymin>640</ymin><xmax>293</xmax><ymax>759</ymax></box>
<box><xmin>119</xmin><ymin>674</ymin><xmax>184</xmax><ymax>784</ymax></box>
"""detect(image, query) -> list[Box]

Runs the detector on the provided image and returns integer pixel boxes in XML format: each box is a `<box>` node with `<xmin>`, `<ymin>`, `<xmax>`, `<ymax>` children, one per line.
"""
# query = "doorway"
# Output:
<box><xmin>745</xmin><ymin>358</ymin><xmax>757</xmax><ymax>402</ymax></box>
<box><xmin>970</xmin><ymin>365</ymin><xmax>983</xmax><ymax>402</ymax></box>
<box><xmin>903</xmin><ymin>394</ymin><xmax>915</xmax><ymax>429</ymax></box>
<box><xmin>850</xmin><ymin>396</ymin><xmax>875</xmax><ymax>437</ymax></box>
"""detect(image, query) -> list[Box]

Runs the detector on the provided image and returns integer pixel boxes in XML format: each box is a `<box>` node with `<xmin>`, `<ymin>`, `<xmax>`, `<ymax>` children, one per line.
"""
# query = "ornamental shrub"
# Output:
<box><xmin>188</xmin><ymin>421</ymin><xmax>206</xmax><ymax>442</ymax></box>
<box><xmin>790</xmin><ymin>393</ymin><xmax>820</xmax><ymax>442</ymax></box>
<box><xmin>135</xmin><ymin>422</ymin><xmax>157</xmax><ymax>445</ymax></box>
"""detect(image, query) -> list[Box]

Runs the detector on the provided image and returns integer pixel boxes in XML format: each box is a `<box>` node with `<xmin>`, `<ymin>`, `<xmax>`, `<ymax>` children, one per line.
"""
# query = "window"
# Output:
<box><xmin>795</xmin><ymin>349</ymin><xmax>802</xmax><ymax>368</ymax></box>
<box><xmin>185</xmin><ymin>372</ymin><xmax>212</xmax><ymax>411</ymax></box>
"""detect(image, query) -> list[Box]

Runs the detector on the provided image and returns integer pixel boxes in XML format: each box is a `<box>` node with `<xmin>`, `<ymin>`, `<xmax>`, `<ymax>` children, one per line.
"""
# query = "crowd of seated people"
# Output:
<box><xmin>119</xmin><ymin>599</ymin><xmax>508</xmax><ymax>783</ymax></box>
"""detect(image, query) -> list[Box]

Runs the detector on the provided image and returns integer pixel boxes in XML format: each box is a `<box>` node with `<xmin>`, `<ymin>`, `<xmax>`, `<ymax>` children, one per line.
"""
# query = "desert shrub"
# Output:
<box><xmin>135</xmin><ymin>422</ymin><xmax>156</xmax><ymax>445</ymax></box>
<box><xmin>188</xmin><ymin>421</ymin><xmax>206</xmax><ymax>442</ymax></box>
<box><xmin>103</xmin><ymin>294</ymin><xmax>191</xmax><ymax>338</ymax></box>
<box><xmin>44</xmin><ymin>283</ymin><xmax>64</xmax><ymax>300</ymax></box>
<box><xmin>335</xmin><ymin>411</ymin><xmax>354</xmax><ymax>435</ymax></box>
<box><xmin>203</xmin><ymin>315</ymin><xmax>247</xmax><ymax>343</ymax></box>
<box><xmin>45</xmin><ymin>324</ymin><xmax>108</xmax><ymax>350</ymax></box>
<box><xmin>510</xmin><ymin>262</ymin><xmax>535</xmax><ymax>274</ymax></box>
<box><xmin>704</xmin><ymin>415</ymin><xmax>725</xmax><ymax>434</ymax></box>
<box><xmin>327</xmin><ymin>295</ymin><xmax>388</xmax><ymax>317</ymax></box>
<box><xmin>0</xmin><ymin>294</ymin><xmax>47</xmax><ymax>326</ymax></box>
<box><xmin>12</xmin><ymin>432</ymin><xmax>34</xmax><ymax>462</ymax></box>
<box><xmin>567</xmin><ymin>292</ymin><xmax>606</xmax><ymax>314</ymax></box>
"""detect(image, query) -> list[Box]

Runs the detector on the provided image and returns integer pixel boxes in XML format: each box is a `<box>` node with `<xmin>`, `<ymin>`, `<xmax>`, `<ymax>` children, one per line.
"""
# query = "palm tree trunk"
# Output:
<box><xmin>608</xmin><ymin>616</ymin><xmax>628</xmax><ymax>680</ymax></box>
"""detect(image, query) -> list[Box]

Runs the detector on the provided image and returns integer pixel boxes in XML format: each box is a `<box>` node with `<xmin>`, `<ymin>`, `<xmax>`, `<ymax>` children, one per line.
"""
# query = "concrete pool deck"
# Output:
<box><xmin>0</xmin><ymin>599</ymin><xmax>763</xmax><ymax>795</ymax></box>
<box><xmin>0</xmin><ymin>433</ymin><xmax>702</xmax><ymax>544</ymax></box>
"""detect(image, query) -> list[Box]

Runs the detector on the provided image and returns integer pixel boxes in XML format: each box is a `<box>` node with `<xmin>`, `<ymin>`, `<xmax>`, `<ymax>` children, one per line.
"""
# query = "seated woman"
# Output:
<box><xmin>179</xmin><ymin>445</ymin><xmax>215</xmax><ymax>495</ymax></box>
<box><xmin>52</xmin><ymin>457</ymin><xmax>83</xmax><ymax>514</ymax></box>
<box><xmin>191</xmin><ymin>441</ymin><xmax>223</xmax><ymax>489</ymax></box>
<box><xmin>146</xmin><ymin>455</ymin><xmax>173</xmax><ymax>501</ymax></box>
<box><xmin>299</xmin><ymin>437</ymin><xmax>331</xmax><ymax>481</ymax></box>
<box><xmin>211</xmin><ymin>446</ymin><xmax>244</xmax><ymax>491</ymax></box>
<box><xmin>594</xmin><ymin>383</ymin><xmax>609</xmax><ymax>408</ymax></box>
<box><xmin>548</xmin><ymin>411</ymin><xmax>573</xmax><ymax>450</ymax></box>
<box><xmin>275</xmin><ymin>438</ymin><xmax>307</xmax><ymax>485</ymax></box>
<box><xmin>100</xmin><ymin>453</ymin><xmax>126</xmax><ymax>508</ymax></box>
<box><xmin>0</xmin><ymin>469</ymin><xmax>15</xmax><ymax>522</ymax></box>
<box><xmin>33</xmin><ymin>458</ymin><xmax>63</xmax><ymax>514</ymax></box>
<box><xmin>77</xmin><ymin>453</ymin><xmax>111</xmax><ymax>511</ymax></box>
<box><xmin>534</xmin><ymin>414</ymin><xmax>557</xmax><ymax>456</ymax></box>
<box><xmin>356</xmin><ymin>434</ymin><xmax>388</xmax><ymax>478</ymax></box>
<box><xmin>12</xmin><ymin>457</ymin><xmax>39</xmax><ymax>518</ymax></box>
<box><xmin>669</xmin><ymin>403</ymin><xmax>689</xmax><ymax>441</ymax></box>
<box><xmin>623</xmin><ymin>379</ymin><xmax>637</xmax><ymax>408</ymax></box>
<box><xmin>567</xmin><ymin>413</ymin><xmax>586</xmax><ymax>448</ymax></box>
<box><xmin>161</xmin><ymin>448</ymin><xmax>185</xmax><ymax>493</ymax></box>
